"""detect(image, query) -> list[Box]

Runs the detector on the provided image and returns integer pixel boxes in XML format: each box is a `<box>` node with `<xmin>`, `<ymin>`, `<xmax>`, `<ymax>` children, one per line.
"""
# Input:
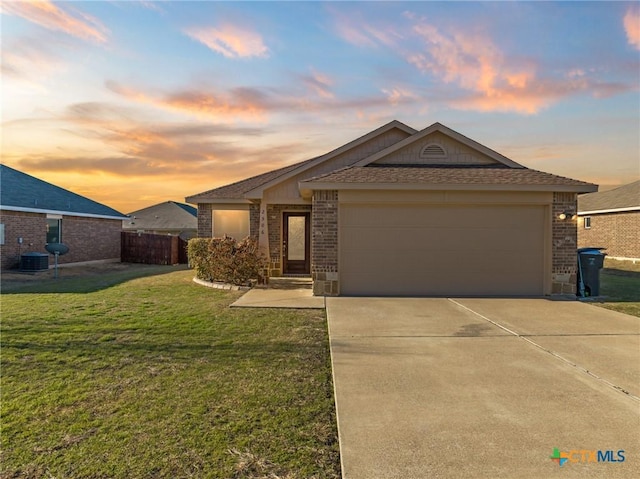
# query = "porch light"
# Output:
<box><xmin>558</xmin><ymin>211</ymin><xmax>576</xmax><ymax>220</ymax></box>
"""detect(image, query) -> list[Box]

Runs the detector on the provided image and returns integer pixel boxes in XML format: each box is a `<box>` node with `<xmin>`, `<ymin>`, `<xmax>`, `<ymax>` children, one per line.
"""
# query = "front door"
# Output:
<box><xmin>282</xmin><ymin>212</ymin><xmax>310</xmax><ymax>275</ymax></box>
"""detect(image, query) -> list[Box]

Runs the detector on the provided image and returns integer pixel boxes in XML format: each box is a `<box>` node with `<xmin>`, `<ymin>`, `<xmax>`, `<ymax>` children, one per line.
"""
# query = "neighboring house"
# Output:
<box><xmin>123</xmin><ymin>201</ymin><xmax>197</xmax><ymax>239</ymax></box>
<box><xmin>0</xmin><ymin>164</ymin><xmax>127</xmax><ymax>270</ymax></box>
<box><xmin>186</xmin><ymin>121</ymin><xmax>596</xmax><ymax>296</ymax></box>
<box><xmin>577</xmin><ymin>180</ymin><xmax>640</xmax><ymax>260</ymax></box>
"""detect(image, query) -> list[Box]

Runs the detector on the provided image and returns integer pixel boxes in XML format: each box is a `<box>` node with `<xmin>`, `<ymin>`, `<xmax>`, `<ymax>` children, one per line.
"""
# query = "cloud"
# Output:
<box><xmin>105</xmin><ymin>80</ymin><xmax>273</xmax><ymax>120</ymax></box>
<box><xmin>624</xmin><ymin>6</ymin><xmax>640</xmax><ymax>50</ymax></box>
<box><xmin>299</xmin><ymin>69</ymin><xmax>335</xmax><ymax>99</ymax></box>
<box><xmin>407</xmin><ymin>22</ymin><xmax>548</xmax><ymax>113</ymax></box>
<box><xmin>406</xmin><ymin>18</ymin><xmax>637</xmax><ymax>114</ymax></box>
<box><xmin>137</xmin><ymin>1</ymin><xmax>166</xmax><ymax>14</ymax></box>
<box><xmin>184</xmin><ymin>24</ymin><xmax>268</xmax><ymax>58</ymax></box>
<box><xmin>330</xmin><ymin>8</ymin><xmax>400</xmax><ymax>48</ymax></box>
<box><xmin>0</xmin><ymin>0</ymin><xmax>108</xmax><ymax>43</ymax></box>
<box><xmin>1</xmin><ymin>37</ymin><xmax>62</xmax><ymax>80</ymax></box>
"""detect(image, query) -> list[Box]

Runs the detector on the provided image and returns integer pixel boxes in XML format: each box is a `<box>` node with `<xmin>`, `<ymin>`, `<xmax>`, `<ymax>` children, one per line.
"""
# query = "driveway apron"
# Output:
<box><xmin>326</xmin><ymin>297</ymin><xmax>640</xmax><ymax>479</ymax></box>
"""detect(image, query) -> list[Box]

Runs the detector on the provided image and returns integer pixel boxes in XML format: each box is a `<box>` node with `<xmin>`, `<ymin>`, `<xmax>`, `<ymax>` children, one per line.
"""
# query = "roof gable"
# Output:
<box><xmin>578</xmin><ymin>180</ymin><xmax>640</xmax><ymax>214</ymax></box>
<box><xmin>261</xmin><ymin>124</ymin><xmax>414</xmax><ymax>202</ymax></box>
<box><xmin>0</xmin><ymin>164</ymin><xmax>126</xmax><ymax>219</ymax></box>
<box><xmin>355</xmin><ymin>122</ymin><xmax>524</xmax><ymax>169</ymax></box>
<box><xmin>244</xmin><ymin>120</ymin><xmax>416</xmax><ymax>199</ymax></box>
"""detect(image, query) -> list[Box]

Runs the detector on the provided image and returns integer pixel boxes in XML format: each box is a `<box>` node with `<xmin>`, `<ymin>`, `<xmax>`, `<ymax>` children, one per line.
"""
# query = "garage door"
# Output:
<box><xmin>340</xmin><ymin>204</ymin><xmax>546</xmax><ymax>296</ymax></box>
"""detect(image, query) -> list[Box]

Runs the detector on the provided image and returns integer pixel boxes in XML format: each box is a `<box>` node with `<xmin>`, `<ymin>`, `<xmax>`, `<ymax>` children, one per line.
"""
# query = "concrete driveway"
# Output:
<box><xmin>326</xmin><ymin>298</ymin><xmax>640</xmax><ymax>478</ymax></box>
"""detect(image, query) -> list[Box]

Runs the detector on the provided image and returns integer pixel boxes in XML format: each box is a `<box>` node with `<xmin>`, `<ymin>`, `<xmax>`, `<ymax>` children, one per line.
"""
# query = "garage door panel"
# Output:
<box><xmin>342</xmin><ymin>226</ymin><xmax>542</xmax><ymax>253</ymax></box>
<box><xmin>339</xmin><ymin>203</ymin><xmax>546</xmax><ymax>296</ymax></box>
<box><xmin>341</xmin><ymin>249</ymin><xmax>541</xmax><ymax>276</ymax></box>
<box><xmin>341</xmin><ymin>204</ymin><xmax>543</xmax><ymax>229</ymax></box>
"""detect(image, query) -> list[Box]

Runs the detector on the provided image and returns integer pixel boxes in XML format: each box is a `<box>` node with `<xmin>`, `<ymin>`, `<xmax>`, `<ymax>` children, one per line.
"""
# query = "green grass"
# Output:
<box><xmin>592</xmin><ymin>258</ymin><xmax>640</xmax><ymax>318</ymax></box>
<box><xmin>1</xmin><ymin>269</ymin><xmax>340</xmax><ymax>478</ymax></box>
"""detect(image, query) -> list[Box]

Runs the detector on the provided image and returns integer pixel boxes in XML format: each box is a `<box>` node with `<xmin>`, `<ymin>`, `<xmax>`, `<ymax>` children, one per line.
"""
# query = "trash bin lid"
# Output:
<box><xmin>578</xmin><ymin>247</ymin><xmax>607</xmax><ymax>254</ymax></box>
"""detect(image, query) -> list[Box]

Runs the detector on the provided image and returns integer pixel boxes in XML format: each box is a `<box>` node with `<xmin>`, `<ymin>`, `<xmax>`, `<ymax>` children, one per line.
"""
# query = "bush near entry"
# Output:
<box><xmin>187</xmin><ymin>236</ymin><xmax>267</xmax><ymax>286</ymax></box>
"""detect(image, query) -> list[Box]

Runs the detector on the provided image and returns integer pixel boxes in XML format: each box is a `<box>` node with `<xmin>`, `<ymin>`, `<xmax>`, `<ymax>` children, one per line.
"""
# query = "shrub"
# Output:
<box><xmin>187</xmin><ymin>236</ymin><xmax>267</xmax><ymax>286</ymax></box>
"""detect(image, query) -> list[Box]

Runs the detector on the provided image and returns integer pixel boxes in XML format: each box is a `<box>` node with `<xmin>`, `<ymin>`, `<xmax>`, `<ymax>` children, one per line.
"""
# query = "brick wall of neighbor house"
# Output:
<box><xmin>197</xmin><ymin>203</ymin><xmax>213</xmax><ymax>237</ymax></box>
<box><xmin>311</xmin><ymin>190</ymin><xmax>339</xmax><ymax>296</ymax></box>
<box><xmin>61</xmin><ymin>216</ymin><xmax>122</xmax><ymax>264</ymax></box>
<box><xmin>578</xmin><ymin>212</ymin><xmax>640</xmax><ymax>260</ymax></box>
<box><xmin>552</xmin><ymin>192</ymin><xmax>579</xmax><ymax>294</ymax></box>
<box><xmin>0</xmin><ymin>211</ymin><xmax>121</xmax><ymax>269</ymax></box>
<box><xmin>266</xmin><ymin>203</ymin><xmax>312</xmax><ymax>277</ymax></box>
<box><xmin>0</xmin><ymin>210</ymin><xmax>47</xmax><ymax>270</ymax></box>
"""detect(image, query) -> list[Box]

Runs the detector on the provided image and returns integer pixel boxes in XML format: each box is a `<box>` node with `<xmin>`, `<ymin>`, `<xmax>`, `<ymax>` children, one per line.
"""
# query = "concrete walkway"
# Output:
<box><xmin>326</xmin><ymin>298</ymin><xmax>640</xmax><ymax>478</ymax></box>
<box><xmin>230</xmin><ymin>277</ymin><xmax>325</xmax><ymax>309</ymax></box>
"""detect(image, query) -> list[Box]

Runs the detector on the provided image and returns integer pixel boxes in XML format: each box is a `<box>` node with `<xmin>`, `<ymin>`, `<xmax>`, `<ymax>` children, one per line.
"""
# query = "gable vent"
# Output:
<box><xmin>421</xmin><ymin>143</ymin><xmax>447</xmax><ymax>158</ymax></box>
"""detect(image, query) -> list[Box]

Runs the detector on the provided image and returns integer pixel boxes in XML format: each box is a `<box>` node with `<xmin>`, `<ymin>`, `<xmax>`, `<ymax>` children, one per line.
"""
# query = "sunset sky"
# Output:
<box><xmin>2</xmin><ymin>0</ymin><xmax>639</xmax><ymax>214</ymax></box>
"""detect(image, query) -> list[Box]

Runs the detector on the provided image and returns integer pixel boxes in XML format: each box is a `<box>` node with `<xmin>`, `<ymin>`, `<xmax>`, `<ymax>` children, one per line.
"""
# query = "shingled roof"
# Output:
<box><xmin>578</xmin><ymin>180</ymin><xmax>640</xmax><ymax>214</ymax></box>
<box><xmin>124</xmin><ymin>201</ymin><xmax>197</xmax><ymax>231</ymax></box>
<box><xmin>300</xmin><ymin>165</ymin><xmax>597</xmax><ymax>192</ymax></box>
<box><xmin>0</xmin><ymin>164</ymin><xmax>126</xmax><ymax>219</ymax></box>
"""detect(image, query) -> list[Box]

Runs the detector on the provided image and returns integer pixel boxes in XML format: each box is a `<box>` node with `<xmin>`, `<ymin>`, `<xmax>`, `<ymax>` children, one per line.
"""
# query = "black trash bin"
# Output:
<box><xmin>577</xmin><ymin>247</ymin><xmax>606</xmax><ymax>297</ymax></box>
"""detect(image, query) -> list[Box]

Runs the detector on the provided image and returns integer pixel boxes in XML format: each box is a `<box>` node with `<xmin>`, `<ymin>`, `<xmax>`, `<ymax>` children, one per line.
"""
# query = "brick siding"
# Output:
<box><xmin>1</xmin><ymin>210</ymin><xmax>121</xmax><ymax>270</ymax></box>
<box><xmin>311</xmin><ymin>190</ymin><xmax>339</xmax><ymax>296</ymax></box>
<box><xmin>551</xmin><ymin>192</ymin><xmax>579</xmax><ymax>294</ymax></box>
<box><xmin>249</xmin><ymin>203</ymin><xmax>260</xmax><ymax>241</ymax></box>
<box><xmin>578</xmin><ymin>211</ymin><xmax>640</xmax><ymax>260</ymax></box>
<box><xmin>196</xmin><ymin>203</ymin><xmax>213</xmax><ymax>237</ymax></box>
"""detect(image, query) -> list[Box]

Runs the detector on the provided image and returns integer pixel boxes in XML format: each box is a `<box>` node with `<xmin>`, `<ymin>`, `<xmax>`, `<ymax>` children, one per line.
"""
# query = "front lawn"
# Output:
<box><xmin>1</xmin><ymin>268</ymin><xmax>340</xmax><ymax>478</ymax></box>
<box><xmin>592</xmin><ymin>258</ymin><xmax>640</xmax><ymax>318</ymax></box>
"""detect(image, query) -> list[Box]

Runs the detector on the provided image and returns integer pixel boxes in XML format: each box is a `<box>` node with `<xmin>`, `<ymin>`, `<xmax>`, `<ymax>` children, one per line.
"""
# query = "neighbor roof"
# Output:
<box><xmin>299</xmin><ymin>165</ymin><xmax>597</xmax><ymax>194</ymax></box>
<box><xmin>124</xmin><ymin>201</ymin><xmax>197</xmax><ymax>231</ymax></box>
<box><xmin>0</xmin><ymin>164</ymin><xmax>127</xmax><ymax>220</ymax></box>
<box><xmin>578</xmin><ymin>180</ymin><xmax>640</xmax><ymax>214</ymax></box>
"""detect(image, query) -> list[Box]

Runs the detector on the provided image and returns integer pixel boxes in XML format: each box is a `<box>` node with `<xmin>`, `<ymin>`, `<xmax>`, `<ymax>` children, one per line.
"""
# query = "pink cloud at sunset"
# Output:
<box><xmin>184</xmin><ymin>24</ymin><xmax>269</xmax><ymax>58</ymax></box>
<box><xmin>624</xmin><ymin>5</ymin><xmax>640</xmax><ymax>50</ymax></box>
<box><xmin>406</xmin><ymin>22</ymin><xmax>613</xmax><ymax>114</ymax></box>
<box><xmin>1</xmin><ymin>0</ymin><xmax>108</xmax><ymax>43</ymax></box>
<box><xmin>299</xmin><ymin>69</ymin><xmax>335</xmax><ymax>99</ymax></box>
<box><xmin>105</xmin><ymin>81</ymin><xmax>269</xmax><ymax>121</ymax></box>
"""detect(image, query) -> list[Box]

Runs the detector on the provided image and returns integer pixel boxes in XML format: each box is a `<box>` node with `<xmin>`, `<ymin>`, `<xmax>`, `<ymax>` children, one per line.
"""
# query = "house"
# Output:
<box><xmin>186</xmin><ymin>121</ymin><xmax>597</xmax><ymax>296</ymax></box>
<box><xmin>123</xmin><ymin>201</ymin><xmax>197</xmax><ymax>239</ymax></box>
<box><xmin>0</xmin><ymin>164</ymin><xmax>127</xmax><ymax>270</ymax></box>
<box><xmin>577</xmin><ymin>180</ymin><xmax>640</xmax><ymax>261</ymax></box>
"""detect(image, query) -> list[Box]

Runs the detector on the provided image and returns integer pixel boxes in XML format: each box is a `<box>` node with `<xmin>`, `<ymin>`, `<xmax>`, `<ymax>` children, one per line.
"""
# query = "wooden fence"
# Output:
<box><xmin>121</xmin><ymin>232</ymin><xmax>189</xmax><ymax>265</ymax></box>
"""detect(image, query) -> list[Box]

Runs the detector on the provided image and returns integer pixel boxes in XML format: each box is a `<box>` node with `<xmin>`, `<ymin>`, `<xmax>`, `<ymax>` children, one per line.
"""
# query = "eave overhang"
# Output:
<box><xmin>299</xmin><ymin>182</ymin><xmax>598</xmax><ymax>199</ymax></box>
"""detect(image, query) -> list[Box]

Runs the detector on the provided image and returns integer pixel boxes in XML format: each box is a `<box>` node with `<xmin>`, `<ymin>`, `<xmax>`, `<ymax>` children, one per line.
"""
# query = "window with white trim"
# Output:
<box><xmin>584</xmin><ymin>216</ymin><xmax>591</xmax><ymax>229</ymax></box>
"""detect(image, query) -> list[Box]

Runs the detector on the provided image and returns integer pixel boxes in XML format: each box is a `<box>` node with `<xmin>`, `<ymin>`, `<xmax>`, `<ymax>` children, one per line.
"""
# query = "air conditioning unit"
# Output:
<box><xmin>20</xmin><ymin>252</ymin><xmax>49</xmax><ymax>271</ymax></box>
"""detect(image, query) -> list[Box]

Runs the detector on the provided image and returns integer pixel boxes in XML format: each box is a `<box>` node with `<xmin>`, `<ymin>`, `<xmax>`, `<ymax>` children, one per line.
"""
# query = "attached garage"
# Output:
<box><xmin>338</xmin><ymin>191</ymin><xmax>552</xmax><ymax>296</ymax></box>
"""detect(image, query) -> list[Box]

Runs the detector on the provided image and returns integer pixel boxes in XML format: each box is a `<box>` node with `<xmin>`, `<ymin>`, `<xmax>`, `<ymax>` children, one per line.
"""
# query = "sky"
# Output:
<box><xmin>1</xmin><ymin>0</ymin><xmax>639</xmax><ymax>214</ymax></box>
